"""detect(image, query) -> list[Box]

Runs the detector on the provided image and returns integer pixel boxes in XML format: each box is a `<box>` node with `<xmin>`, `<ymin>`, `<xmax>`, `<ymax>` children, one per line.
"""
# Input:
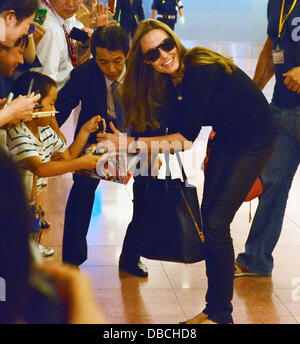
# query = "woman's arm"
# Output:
<box><xmin>96</xmin><ymin>122</ymin><xmax>193</xmax><ymax>154</ymax></box>
<box><xmin>127</xmin><ymin>132</ymin><xmax>193</xmax><ymax>153</ymax></box>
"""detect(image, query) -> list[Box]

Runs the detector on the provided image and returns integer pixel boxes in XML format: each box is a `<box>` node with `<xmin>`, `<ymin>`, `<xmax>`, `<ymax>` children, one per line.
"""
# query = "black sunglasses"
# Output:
<box><xmin>143</xmin><ymin>37</ymin><xmax>176</xmax><ymax>63</ymax></box>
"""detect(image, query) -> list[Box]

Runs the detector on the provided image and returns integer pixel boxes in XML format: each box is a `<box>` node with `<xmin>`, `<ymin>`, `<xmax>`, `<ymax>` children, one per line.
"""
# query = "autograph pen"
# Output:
<box><xmin>3</xmin><ymin>92</ymin><xmax>14</xmax><ymax>109</ymax></box>
<box><xmin>27</xmin><ymin>78</ymin><xmax>35</xmax><ymax>97</ymax></box>
<box><xmin>33</xmin><ymin>104</ymin><xmax>43</xmax><ymax>110</ymax></box>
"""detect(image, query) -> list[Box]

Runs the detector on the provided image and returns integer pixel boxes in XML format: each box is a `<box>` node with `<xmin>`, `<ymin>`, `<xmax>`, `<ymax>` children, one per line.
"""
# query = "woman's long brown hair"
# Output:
<box><xmin>123</xmin><ymin>19</ymin><xmax>235</xmax><ymax>133</ymax></box>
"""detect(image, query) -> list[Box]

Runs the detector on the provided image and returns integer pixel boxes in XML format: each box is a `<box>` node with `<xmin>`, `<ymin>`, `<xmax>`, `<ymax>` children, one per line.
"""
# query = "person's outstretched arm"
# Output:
<box><xmin>21</xmin><ymin>152</ymin><xmax>99</xmax><ymax>178</ymax></box>
<box><xmin>96</xmin><ymin>121</ymin><xmax>193</xmax><ymax>154</ymax></box>
<box><xmin>64</xmin><ymin>115</ymin><xmax>104</xmax><ymax>159</ymax></box>
<box><xmin>17</xmin><ymin>117</ymin><xmax>102</xmax><ymax>177</ymax></box>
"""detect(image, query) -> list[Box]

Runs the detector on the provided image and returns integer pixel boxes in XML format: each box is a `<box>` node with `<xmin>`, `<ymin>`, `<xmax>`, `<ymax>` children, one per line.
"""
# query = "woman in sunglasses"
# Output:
<box><xmin>97</xmin><ymin>19</ymin><xmax>276</xmax><ymax>324</ymax></box>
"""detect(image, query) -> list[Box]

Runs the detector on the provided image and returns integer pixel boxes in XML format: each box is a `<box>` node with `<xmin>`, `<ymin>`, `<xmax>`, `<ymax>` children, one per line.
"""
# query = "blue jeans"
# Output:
<box><xmin>236</xmin><ymin>104</ymin><xmax>300</xmax><ymax>275</ymax></box>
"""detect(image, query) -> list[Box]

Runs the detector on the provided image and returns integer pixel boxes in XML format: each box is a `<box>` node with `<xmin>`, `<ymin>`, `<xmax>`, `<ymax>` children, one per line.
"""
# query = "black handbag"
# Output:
<box><xmin>134</xmin><ymin>151</ymin><xmax>206</xmax><ymax>264</ymax></box>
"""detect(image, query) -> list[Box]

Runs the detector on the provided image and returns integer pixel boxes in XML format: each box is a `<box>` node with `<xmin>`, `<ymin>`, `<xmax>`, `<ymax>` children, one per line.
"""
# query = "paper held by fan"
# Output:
<box><xmin>75</xmin><ymin>144</ymin><xmax>139</xmax><ymax>185</ymax></box>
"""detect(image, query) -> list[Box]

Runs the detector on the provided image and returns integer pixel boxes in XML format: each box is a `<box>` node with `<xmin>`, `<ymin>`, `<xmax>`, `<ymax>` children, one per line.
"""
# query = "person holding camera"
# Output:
<box><xmin>32</xmin><ymin>0</ymin><xmax>115</xmax><ymax>90</ymax></box>
<box><xmin>32</xmin><ymin>0</ymin><xmax>85</xmax><ymax>90</ymax></box>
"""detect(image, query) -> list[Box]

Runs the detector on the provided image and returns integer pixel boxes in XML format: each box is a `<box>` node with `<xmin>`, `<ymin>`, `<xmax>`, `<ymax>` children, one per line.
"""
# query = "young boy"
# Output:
<box><xmin>7</xmin><ymin>71</ymin><xmax>102</xmax><ymax>256</ymax></box>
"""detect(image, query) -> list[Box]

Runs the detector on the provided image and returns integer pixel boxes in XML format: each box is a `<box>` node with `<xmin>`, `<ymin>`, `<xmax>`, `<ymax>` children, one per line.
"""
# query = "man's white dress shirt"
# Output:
<box><xmin>32</xmin><ymin>1</ymin><xmax>83</xmax><ymax>90</ymax></box>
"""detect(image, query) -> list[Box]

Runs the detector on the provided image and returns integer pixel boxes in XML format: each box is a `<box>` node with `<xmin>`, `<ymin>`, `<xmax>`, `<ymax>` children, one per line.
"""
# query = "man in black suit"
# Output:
<box><xmin>114</xmin><ymin>0</ymin><xmax>145</xmax><ymax>38</ymax></box>
<box><xmin>55</xmin><ymin>25</ymin><xmax>148</xmax><ymax>277</ymax></box>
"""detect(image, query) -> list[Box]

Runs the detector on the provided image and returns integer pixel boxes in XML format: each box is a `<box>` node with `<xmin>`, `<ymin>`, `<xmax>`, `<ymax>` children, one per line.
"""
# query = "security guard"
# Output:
<box><xmin>151</xmin><ymin>0</ymin><xmax>184</xmax><ymax>31</ymax></box>
<box><xmin>114</xmin><ymin>0</ymin><xmax>145</xmax><ymax>38</ymax></box>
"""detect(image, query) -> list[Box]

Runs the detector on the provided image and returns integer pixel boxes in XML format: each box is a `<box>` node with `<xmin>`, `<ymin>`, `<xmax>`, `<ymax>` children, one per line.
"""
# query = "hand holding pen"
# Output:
<box><xmin>4</xmin><ymin>93</ymin><xmax>41</xmax><ymax>124</ymax></box>
<box><xmin>0</xmin><ymin>98</ymin><xmax>7</xmax><ymax>108</ymax></box>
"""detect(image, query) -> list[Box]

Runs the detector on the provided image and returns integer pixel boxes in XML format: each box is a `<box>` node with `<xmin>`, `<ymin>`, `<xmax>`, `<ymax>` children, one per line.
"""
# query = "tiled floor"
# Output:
<box><xmin>38</xmin><ymin>42</ymin><xmax>300</xmax><ymax>324</ymax></box>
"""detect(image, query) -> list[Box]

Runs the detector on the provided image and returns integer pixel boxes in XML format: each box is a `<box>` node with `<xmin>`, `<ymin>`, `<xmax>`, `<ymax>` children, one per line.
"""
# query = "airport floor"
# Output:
<box><xmin>38</xmin><ymin>41</ymin><xmax>300</xmax><ymax>324</ymax></box>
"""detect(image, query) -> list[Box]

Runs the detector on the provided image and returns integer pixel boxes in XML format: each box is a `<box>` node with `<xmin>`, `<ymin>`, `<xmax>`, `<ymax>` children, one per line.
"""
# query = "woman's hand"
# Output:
<box><xmin>96</xmin><ymin>121</ymin><xmax>129</xmax><ymax>152</ymax></box>
<box><xmin>6</xmin><ymin>93</ymin><xmax>41</xmax><ymax>124</ymax></box>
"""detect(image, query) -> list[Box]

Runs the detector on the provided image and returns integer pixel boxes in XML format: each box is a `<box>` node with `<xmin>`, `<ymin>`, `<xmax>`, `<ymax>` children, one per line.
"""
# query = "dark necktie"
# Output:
<box><xmin>111</xmin><ymin>81</ymin><xmax>125</xmax><ymax>132</ymax></box>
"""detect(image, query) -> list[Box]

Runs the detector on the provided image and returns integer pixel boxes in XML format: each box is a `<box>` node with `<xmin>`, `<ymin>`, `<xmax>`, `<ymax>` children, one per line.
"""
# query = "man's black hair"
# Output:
<box><xmin>91</xmin><ymin>24</ymin><xmax>130</xmax><ymax>58</ymax></box>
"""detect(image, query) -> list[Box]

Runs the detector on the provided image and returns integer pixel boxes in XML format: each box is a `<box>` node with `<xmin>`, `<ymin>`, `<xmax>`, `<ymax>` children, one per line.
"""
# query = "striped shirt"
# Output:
<box><xmin>7</xmin><ymin>122</ymin><xmax>66</xmax><ymax>202</ymax></box>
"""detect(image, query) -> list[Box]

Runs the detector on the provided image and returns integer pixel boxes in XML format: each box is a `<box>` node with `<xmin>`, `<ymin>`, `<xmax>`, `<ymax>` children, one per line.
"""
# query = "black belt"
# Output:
<box><xmin>157</xmin><ymin>14</ymin><xmax>176</xmax><ymax>20</ymax></box>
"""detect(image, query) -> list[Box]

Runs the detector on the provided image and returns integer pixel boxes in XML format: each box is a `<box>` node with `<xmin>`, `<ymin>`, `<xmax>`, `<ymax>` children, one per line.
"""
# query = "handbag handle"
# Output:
<box><xmin>163</xmin><ymin>150</ymin><xmax>189</xmax><ymax>184</ymax></box>
<box><xmin>164</xmin><ymin>150</ymin><xmax>205</xmax><ymax>243</ymax></box>
<box><xmin>163</xmin><ymin>127</ymin><xmax>189</xmax><ymax>184</ymax></box>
